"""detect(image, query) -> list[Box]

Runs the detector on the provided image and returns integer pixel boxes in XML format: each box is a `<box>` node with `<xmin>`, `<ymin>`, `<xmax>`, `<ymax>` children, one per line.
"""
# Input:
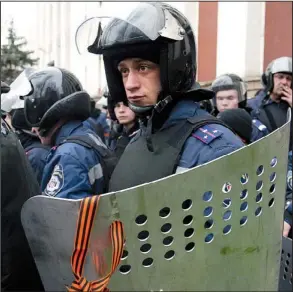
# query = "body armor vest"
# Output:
<box><xmin>109</xmin><ymin>116</ymin><xmax>231</xmax><ymax>192</ymax></box>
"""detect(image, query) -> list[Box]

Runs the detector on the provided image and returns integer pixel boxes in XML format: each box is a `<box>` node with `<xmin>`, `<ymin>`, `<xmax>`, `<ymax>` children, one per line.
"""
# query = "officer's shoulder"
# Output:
<box><xmin>190</xmin><ymin>123</ymin><xmax>239</xmax><ymax>145</ymax></box>
<box><xmin>252</xmin><ymin>119</ymin><xmax>268</xmax><ymax>132</ymax></box>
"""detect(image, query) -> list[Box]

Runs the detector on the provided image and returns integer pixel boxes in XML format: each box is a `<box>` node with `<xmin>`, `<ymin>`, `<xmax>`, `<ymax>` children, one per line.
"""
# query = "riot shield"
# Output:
<box><xmin>278</xmin><ymin>236</ymin><xmax>292</xmax><ymax>291</ymax></box>
<box><xmin>21</xmin><ymin>114</ymin><xmax>290</xmax><ymax>291</ymax></box>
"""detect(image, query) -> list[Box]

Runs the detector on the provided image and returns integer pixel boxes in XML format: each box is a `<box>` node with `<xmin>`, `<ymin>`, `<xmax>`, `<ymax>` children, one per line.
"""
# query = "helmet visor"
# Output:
<box><xmin>75</xmin><ymin>3</ymin><xmax>185</xmax><ymax>55</ymax></box>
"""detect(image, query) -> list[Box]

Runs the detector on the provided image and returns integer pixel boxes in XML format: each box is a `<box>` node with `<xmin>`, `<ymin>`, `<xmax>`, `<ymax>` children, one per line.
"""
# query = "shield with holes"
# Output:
<box><xmin>21</xmin><ymin>114</ymin><xmax>291</xmax><ymax>291</ymax></box>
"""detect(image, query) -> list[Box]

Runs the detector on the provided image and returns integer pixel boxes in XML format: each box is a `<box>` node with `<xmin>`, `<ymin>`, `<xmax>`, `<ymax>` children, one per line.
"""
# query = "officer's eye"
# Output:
<box><xmin>139</xmin><ymin>64</ymin><xmax>150</xmax><ymax>72</ymax></box>
<box><xmin>119</xmin><ymin>67</ymin><xmax>129</xmax><ymax>77</ymax></box>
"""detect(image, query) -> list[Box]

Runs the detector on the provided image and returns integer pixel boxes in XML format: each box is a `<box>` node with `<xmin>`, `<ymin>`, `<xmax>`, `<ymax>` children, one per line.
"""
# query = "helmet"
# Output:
<box><xmin>211</xmin><ymin>73</ymin><xmax>248</xmax><ymax>108</ymax></box>
<box><xmin>218</xmin><ymin>108</ymin><xmax>252</xmax><ymax>144</ymax></box>
<box><xmin>22</xmin><ymin>67</ymin><xmax>91</xmax><ymax>136</ymax></box>
<box><xmin>262</xmin><ymin>56</ymin><xmax>292</xmax><ymax>94</ymax></box>
<box><xmin>76</xmin><ymin>2</ymin><xmax>197</xmax><ymax>114</ymax></box>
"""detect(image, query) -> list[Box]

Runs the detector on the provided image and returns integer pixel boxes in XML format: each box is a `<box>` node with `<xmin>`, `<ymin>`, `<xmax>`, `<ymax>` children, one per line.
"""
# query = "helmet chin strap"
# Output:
<box><xmin>128</xmin><ymin>94</ymin><xmax>173</xmax><ymax>117</ymax></box>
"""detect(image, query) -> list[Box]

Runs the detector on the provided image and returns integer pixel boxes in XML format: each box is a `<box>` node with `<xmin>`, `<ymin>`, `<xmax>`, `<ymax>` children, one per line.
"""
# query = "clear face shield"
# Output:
<box><xmin>75</xmin><ymin>2</ymin><xmax>186</xmax><ymax>55</ymax></box>
<box><xmin>1</xmin><ymin>68</ymin><xmax>35</xmax><ymax>113</ymax></box>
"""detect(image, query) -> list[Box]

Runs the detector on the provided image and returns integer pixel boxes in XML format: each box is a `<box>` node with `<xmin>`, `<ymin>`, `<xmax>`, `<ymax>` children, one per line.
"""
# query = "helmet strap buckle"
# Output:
<box><xmin>154</xmin><ymin>95</ymin><xmax>173</xmax><ymax>113</ymax></box>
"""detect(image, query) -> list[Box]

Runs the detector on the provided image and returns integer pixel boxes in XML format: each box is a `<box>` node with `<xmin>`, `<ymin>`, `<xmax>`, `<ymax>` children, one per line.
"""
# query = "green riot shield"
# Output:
<box><xmin>278</xmin><ymin>236</ymin><xmax>292</xmax><ymax>291</ymax></box>
<box><xmin>21</xmin><ymin>116</ymin><xmax>290</xmax><ymax>291</ymax></box>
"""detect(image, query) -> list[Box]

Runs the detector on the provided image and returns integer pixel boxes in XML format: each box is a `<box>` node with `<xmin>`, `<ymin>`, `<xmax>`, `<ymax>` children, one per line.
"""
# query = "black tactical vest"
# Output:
<box><xmin>109</xmin><ymin>116</ymin><xmax>231</xmax><ymax>192</ymax></box>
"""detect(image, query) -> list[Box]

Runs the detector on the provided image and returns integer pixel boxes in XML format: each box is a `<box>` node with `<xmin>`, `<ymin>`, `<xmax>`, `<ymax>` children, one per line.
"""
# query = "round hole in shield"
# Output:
<box><xmin>222</xmin><ymin>182</ymin><xmax>232</xmax><ymax>193</ymax></box>
<box><xmin>202</xmin><ymin>191</ymin><xmax>213</xmax><ymax>202</ymax></box>
<box><xmin>223</xmin><ymin>210</ymin><xmax>232</xmax><ymax>221</ymax></box>
<box><xmin>142</xmin><ymin>257</ymin><xmax>154</xmax><ymax>267</ymax></box>
<box><xmin>159</xmin><ymin>207</ymin><xmax>171</xmax><ymax>219</ymax></box>
<box><xmin>287</xmin><ymin>253</ymin><xmax>291</xmax><ymax>258</ymax></box>
<box><xmin>204</xmin><ymin>219</ymin><xmax>214</xmax><ymax>229</ymax></box>
<box><xmin>135</xmin><ymin>214</ymin><xmax>147</xmax><ymax>226</ymax></box>
<box><xmin>140</xmin><ymin>243</ymin><xmax>152</xmax><ymax>254</ymax></box>
<box><xmin>240</xmin><ymin>189</ymin><xmax>248</xmax><ymax>200</ymax></box>
<box><xmin>223</xmin><ymin>225</ymin><xmax>232</xmax><ymax>235</ymax></box>
<box><xmin>164</xmin><ymin>250</ymin><xmax>175</xmax><ymax>260</ymax></box>
<box><xmin>119</xmin><ymin>265</ymin><xmax>131</xmax><ymax>274</ymax></box>
<box><xmin>182</xmin><ymin>199</ymin><xmax>193</xmax><ymax>211</ymax></box>
<box><xmin>256</xmin><ymin>165</ymin><xmax>264</xmax><ymax>176</ymax></box>
<box><xmin>282</xmin><ymin>249</ymin><xmax>284</xmax><ymax>254</ymax></box>
<box><xmin>205</xmin><ymin>233</ymin><xmax>214</xmax><ymax>243</ymax></box>
<box><xmin>240</xmin><ymin>173</ymin><xmax>249</xmax><ymax>185</ymax></box>
<box><xmin>240</xmin><ymin>216</ymin><xmax>248</xmax><ymax>226</ymax></box>
<box><xmin>137</xmin><ymin>230</ymin><xmax>150</xmax><ymax>241</ymax></box>
<box><xmin>270</xmin><ymin>157</ymin><xmax>277</xmax><ymax>167</ymax></box>
<box><xmin>255</xmin><ymin>206</ymin><xmax>262</xmax><ymax>217</ymax></box>
<box><xmin>203</xmin><ymin>206</ymin><xmax>213</xmax><ymax>217</ymax></box>
<box><xmin>185</xmin><ymin>242</ymin><xmax>195</xmax><ymax>252</ymax></box>
<box><xmin>240</xmin><ymin>202</ymin><xmax>248</xmax><ymax>212</ymax></box>
<box><xmin>256</xmin><ymin>180</ymin><xmax>263</xmax><ymax>191</ymax></box>
<box><xmin>161</xmin><ymin>223</ymin><xmax>172</xmax><ymax>234</ymax></box>
<box><xmin>268</xmin><ymin>198</ymin><xmax>275</xmax><ymax>207</ymax></box>
<box><xmin>270</xmin><ymin>172</ymin><xmax>277</xmax><ymax>182</ymax></box>
<box><xmin>163</xmin><ymin>236</ymin><xmax>174</xmax><ymax>246</ymax></box>
<box><xmin>269</xmin><ymin>184</ymin><xmax>276</xmax><ymax>194</ymax></box>
<box><xmin>256</xmin><ymin>193</ymin><xmax>263</xmax><ymax>203</ymax></box>
<box><xmin>183</xmin><ymin>215</ymin><xmax>193</xmax><ymax>225</ymax></box>
<box><xmin>121</xmin><ymin>250</ymin><xmax>128</xmax><ymax>260</ymax></box>
<box><xmin>285</xmin><ymin>260</ymin><xmax>289</xmax><ymax>266</ymax></box>
<box><xmin>285</xmin><ymin>267</ymin><xmax>288</xmax><ymax>273</ymax></box>
<box><xmin>283</xmin><ymin>274</ymin><xmax>287</xmax><ymax>280</ymax></box>
<box><xmin>222</xmin><ymin>198</ymin><xmax>231</xmax><ymax>208</ymax></box>
<box><xmin>184</xmin><ymin>228</ymin><xmax>195</xmax><ymax>238</ymax></box>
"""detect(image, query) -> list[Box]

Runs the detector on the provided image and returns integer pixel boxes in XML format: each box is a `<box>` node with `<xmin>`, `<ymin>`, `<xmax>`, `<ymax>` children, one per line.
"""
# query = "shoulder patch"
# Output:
<box><xmin>192</xmin><ymin>125</ymin><xmax>223</xmax><ymax>145</ymax></box>
<box><xmin>252</xmin><ymin>119</ymin><xmax>267</xmax><ymax>132</ymax></box>
<box><xmin>44</xmin><ymin>164</ymin><xmax>64</xmax><ymax>197</ymax></box>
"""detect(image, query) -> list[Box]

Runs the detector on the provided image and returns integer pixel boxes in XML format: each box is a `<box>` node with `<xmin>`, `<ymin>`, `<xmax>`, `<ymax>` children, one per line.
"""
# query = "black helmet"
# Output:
<box><xmin>211</xmin><ymin>73</ymin><xmax>248</xmax><ymax>108</ymax></box>
<box><xmin>218</xmin><ymin>108</ymin><xmax>252</xmax><ymax>144</ymax></box>
<box><xmin>262</xmin><ymin>56</ymin><xmax>292</xmax><ymax>94</ymax></box>
<box><xmin>76</xmin><ymin>2</ymin><xmax>197</xmax><ymax>114</ymax></box>
<box><xmin>22</xmin><ymin>67</ymin><xmax>91</xmax><ymax>135</ymax></box>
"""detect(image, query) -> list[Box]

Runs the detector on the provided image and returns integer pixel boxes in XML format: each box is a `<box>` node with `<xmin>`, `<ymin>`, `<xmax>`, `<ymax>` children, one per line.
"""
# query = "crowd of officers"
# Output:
<box><xmin>1</xmin><ymin>2</ymin><xmax>292</xmax><ymax>291</ymax></box>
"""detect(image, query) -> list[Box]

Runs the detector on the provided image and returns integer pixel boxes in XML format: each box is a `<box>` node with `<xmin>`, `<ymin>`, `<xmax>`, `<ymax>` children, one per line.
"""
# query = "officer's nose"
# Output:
<box><xmin>125</xmin><ymin>71</ymin><xmax>140</xmax><ymax>92</ymax></box>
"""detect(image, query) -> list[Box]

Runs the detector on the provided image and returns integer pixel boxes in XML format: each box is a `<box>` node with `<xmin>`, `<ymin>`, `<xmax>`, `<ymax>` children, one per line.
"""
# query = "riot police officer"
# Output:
<box><xmin>211</xmin><ymin>73</ymin><xmax>269</xmax><ymax>142</ymax></box>
<box><xmin>248</xmin><ymin>56</ymin><xmax>292</xmax><ymax>134</ymax></box>
<box><xmin>21</xmin><ymin>67</ymin><xmax>116</xmax><ymax>199</ymax></box>
<box><xmin>76</xmin><ymin>2</ymin><xmax>244</xmax><ymax>192</ymax></box>
<box><xmin>108</xmin><ymin>95</ymin><xmax>139</xmax><ymax>159</ymax></box>
<box><xmin>1</xmin><ymin>81</ymin><xmax>44</xmax><ymax>291</ymax></box>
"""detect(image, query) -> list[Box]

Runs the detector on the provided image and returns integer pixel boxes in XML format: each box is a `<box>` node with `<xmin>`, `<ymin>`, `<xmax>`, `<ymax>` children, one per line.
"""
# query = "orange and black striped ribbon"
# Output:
<box><xmin>67</xmin><ymin>195</ymin><xmax>124</xmax><ymax>292</ymax></box>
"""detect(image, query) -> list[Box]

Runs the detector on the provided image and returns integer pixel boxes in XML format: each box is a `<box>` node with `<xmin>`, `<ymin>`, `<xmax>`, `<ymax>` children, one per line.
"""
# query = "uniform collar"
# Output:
<box><xmin>55</xmin><ymin>120</ymin><xmax>83</xmax><ymax>145</ymax></box>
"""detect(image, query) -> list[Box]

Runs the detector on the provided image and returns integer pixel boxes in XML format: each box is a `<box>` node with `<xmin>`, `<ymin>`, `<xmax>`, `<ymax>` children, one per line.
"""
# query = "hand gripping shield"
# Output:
<box><xmin>21</xmin><ymin>111</ymin><xmax>291</xmax><ymax>291</ymax></box>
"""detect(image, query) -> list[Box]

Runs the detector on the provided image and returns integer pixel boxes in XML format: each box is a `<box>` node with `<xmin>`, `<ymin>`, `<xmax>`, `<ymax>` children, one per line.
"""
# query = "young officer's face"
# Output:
<box><xmin>216</xmin><ymin>89</ymin><xmax>239</xmax><ymax>112</ymax></box>
<box><xmin>114</xmin><ymin>102</ymin><xmax>136</xmax><ymax>126</ymax></box>
<box><xmin>117</xmin><ymin>58</ymin><xmax>162</xmax><ymax>107</ymax></box>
